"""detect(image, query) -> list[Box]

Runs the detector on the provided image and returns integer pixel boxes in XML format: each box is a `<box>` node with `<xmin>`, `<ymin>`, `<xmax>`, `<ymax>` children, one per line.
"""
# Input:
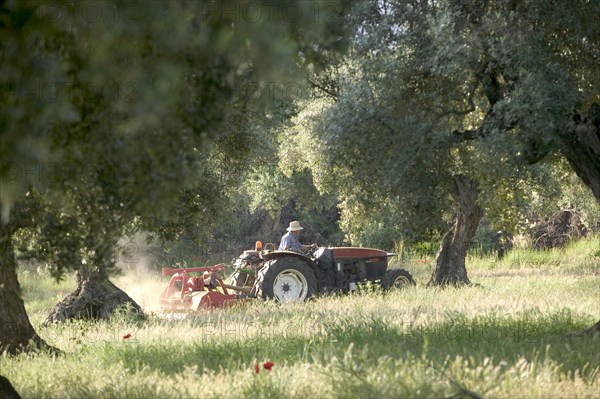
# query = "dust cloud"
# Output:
<box><xmin>113</xmin><ymin>233</ymin><xmax>167</xmax><ymax>314</ymax></box>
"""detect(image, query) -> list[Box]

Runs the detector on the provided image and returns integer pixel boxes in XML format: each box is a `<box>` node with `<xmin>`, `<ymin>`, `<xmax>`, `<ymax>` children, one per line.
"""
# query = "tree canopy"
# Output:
<box><xmin>282</xmin><ymin>0</ymin><xmax>600</xmax><ymax>249</ymax></box>
<box><xmin>1</xmin><ymin>0</ymin><xmax>342</xmax><ymax>271</ymax></box>
<box><xmin>0</xmin><ymin>0</ymin><xmax>342</xmax><ymax>353</ymax></box>
<box><xmin>1</xmin><ymin>0</ymin><xmax>599</xmax><ymax>353</ymax></box>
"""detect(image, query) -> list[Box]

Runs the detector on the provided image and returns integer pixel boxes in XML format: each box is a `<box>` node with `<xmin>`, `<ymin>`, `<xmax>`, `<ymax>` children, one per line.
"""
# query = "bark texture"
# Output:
<box><xmin>0</xmin><ymin>375</ymin><xmax>21</xmax><ymax>399</ymax></box>
<box><xmin>43</xmin><ymin>267</ymin><xmax>145</xmax><ymax>325</ymax></box>
<box><xmin>428</xmin><ymin>175</ymin><xmax>484</xmax><ymax>286</ymax></box>
<box><xmin>562</xmin><ymin>104</ymin><xmax>600</xmax><ymax>334</ymax></box>
<box><xmin>0</xmin><ymin>226</ymin><xmax>56</xmax><ymax>355</ymax></box>
<box><xmin>560</xmin><ymin>103</ymin><xmax>600</xmax><ymax>201</ymax></box>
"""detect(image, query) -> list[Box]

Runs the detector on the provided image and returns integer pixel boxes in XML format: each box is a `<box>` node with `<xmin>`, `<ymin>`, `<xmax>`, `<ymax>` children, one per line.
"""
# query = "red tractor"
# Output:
<box><xmin>160</xmin><ymin>244</ymin><xmax>415</xmax><ymax>311</ymax></box>
<box><xmin>231</xmin><ymin>244</ymin><xmax>415</xmax><ymax>302</ymax></box>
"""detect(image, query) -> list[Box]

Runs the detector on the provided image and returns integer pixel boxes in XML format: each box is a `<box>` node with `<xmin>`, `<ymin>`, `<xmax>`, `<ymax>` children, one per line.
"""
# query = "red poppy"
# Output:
<box><xmin>254</xmin><ymin>363</ymin><xmax>260</xmax><ymax>374</ymax></box>
<box><xmin>123</xmin><ymin>333</ymin><xmax>132</xmax><ymax>340</ymax></box>
<box><xmin>263</xmin><ymin>361</ymin><xmax>274</xmax><ymax>371</ymax></box>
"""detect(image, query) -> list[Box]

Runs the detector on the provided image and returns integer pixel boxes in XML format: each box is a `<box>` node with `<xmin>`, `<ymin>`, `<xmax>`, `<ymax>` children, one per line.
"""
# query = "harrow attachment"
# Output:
<box><xmin>159</xmin><ymin>264</ymin><xmax>251</xmax><ymax>312</ymax></box>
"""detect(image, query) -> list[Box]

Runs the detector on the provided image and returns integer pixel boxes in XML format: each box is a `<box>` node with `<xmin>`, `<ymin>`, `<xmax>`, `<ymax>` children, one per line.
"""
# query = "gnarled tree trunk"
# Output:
<box><xmin>428</xmin><ymin>175</ymin><xmax>484</xmax><ymax>286</ymax></box>
<box><xmin>43</xmin><ymin>266</ymin><xmax>145</xmax><ymax>325</ymax></box>
<box><xmin>561</xmin><ymin>103</ymin><xmax>600</xmax><ymax>201</ymax></box>
<box><xmin>561</xmin><ymin>104</ymin><xmax>600</xmax><ymax>336</ymax></box>
<box><xmin>0</xmin><ymin>226</ymin><xmax>56</xmax><ymax>355</ymax></box>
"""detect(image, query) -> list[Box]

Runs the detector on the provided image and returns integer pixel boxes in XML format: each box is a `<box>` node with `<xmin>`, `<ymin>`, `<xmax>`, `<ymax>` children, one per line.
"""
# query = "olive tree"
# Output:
<box><xmin>284</xmin><ymin>0</ymin><xmax>599</xmax><ymax>285</ymax></box>
<box><xmin>0</xmin><ymin>0</ymin><xmax>333</xmax><ymax>354</ymax></box>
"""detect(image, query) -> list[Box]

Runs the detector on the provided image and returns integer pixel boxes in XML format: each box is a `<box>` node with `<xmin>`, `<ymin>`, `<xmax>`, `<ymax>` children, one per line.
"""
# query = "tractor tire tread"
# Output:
<box><xmin>381</xmin><ymin>268</ymin><xmax>416</xmax><ymax>290</ymax></box>
<box><xmin>257</xmin><ymin>257</ymin><xmax>317</xmax><ymax>302</ymax></box>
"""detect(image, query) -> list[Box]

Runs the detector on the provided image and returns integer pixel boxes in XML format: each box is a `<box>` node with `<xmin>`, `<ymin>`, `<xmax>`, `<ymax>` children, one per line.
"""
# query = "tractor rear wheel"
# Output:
<box><xmin>381</xmin><ymin>269</ymin><xmax>416</xmax><ymax>290</ymax></box>
<box><xmin>257</xmin><ymin>257</ymin><xmax>317</xmax><ymax>302</ymax></box>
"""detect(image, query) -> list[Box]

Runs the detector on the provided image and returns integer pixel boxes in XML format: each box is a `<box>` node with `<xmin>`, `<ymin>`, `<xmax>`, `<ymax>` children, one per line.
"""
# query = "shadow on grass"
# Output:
<box><xmin>95</xmin><ymin>309</ymin><xmax>598</xmax><ymax>378</ymax></box>
<box><xmin>321</xmin><ymin>309</ymin><xmax>599</xmax><ymax>375</ymax></box>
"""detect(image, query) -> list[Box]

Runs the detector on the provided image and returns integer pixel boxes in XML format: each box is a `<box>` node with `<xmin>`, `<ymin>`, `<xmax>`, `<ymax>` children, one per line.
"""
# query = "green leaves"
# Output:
<box><xmin>280</xmin><ymin>0</ymin><xmax>600</xmax><ymax>246</ymax></box>
<box><xmin>1</xmin><ymin>0</ymin><xmax>334</xmax><ymax>277</ymax></box>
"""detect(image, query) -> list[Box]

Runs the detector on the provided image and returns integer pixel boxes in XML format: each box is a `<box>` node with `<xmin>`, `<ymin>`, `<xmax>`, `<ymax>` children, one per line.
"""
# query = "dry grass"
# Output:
<box><xmin>2</xmin><ymin>236</ymin><xmax>599</xmax><ymax>398</ymax></box>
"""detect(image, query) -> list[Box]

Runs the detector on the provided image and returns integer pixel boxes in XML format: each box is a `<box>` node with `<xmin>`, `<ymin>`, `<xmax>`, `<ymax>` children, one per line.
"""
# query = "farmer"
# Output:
<box><xmin>279</xmin><ymin>221</ymin><xmax>317</xmax><ymax>253</ymax></box>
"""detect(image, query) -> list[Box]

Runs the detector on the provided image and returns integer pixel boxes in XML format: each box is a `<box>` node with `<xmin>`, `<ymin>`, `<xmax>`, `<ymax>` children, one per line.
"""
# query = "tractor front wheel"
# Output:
<box><xmin>381</xmin><ymin>268</ymin><xmax>416</xmax><ymax>290</ymax></box>
<box><xmin>258</xmin><ymin>258</ymin><xmax>317</xmax><ymax>302</ymax></box>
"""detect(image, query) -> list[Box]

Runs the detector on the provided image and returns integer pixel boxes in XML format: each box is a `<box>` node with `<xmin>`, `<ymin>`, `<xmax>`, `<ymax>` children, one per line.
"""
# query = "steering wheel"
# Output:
<box><xmin>304</xmin><ymin>243</ymin><xmax>318</xmax><ymax>257</ymax></box>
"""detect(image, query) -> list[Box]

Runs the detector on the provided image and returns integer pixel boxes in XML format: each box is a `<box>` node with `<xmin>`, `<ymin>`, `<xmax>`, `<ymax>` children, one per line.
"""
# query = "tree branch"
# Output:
<box><xmin>452</xmin><ymin>128</ymin><xmax>481</xmax><ymax>141</ymax></box>
<box><xmin>451</xmin><ymin>104</ymin><xmax>518</xmax><ymax>144</ymax></box>
<box><xmin>430</xmin><ymin>81</ymin><xmax>477</xmax><ymax>118</ymax></box>
<box><xmin>559</xmin><ymin>103</ymin><xmax>600</xmax><ymax>201</ymax></box>
<box><xmin>307</xmin><ymin>77</ymin><xmax>339</xmax><ymax>100</ymax></box>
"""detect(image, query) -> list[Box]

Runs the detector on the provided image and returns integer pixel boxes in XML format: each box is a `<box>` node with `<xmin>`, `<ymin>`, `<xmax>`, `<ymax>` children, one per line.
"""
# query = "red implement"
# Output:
<box><xmin>159</xmin><ymin>264</ymin><xmax>241</xmax><ymax>311</ymax></box>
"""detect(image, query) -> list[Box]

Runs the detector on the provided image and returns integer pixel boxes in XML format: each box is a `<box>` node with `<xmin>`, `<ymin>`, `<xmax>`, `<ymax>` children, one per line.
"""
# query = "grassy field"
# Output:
<box><xmin>2</xmin><ymin>236</ymin><xmax>599</xmax><ymax>398</ymax></box>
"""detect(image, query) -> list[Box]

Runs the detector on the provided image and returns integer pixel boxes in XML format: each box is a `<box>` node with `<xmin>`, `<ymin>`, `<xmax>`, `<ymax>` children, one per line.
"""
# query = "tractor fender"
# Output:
<box><xmin>261</xmin><ymin>251</ymin><xmax>322</xmax><ymax>290</ymax></box>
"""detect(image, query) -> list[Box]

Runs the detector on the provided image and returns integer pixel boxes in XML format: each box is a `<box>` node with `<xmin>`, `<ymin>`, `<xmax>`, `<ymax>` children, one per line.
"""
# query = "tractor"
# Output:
<box><xmin>159</xmin><ymin>243</ymin><xmax>415</xmax><ymax>311</ymax></box>
<box><xmin>230</xmin><ymin>243</ymin><xmax>415</xmax><ymax>302</ymax></box>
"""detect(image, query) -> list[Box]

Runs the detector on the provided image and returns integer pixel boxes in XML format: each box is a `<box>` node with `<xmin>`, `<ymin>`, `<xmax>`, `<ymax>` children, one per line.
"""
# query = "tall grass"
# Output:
<box><xmin>2</xmin><ymin>236</ymin><xmax>599</xmax><ymax>398</ymax></box>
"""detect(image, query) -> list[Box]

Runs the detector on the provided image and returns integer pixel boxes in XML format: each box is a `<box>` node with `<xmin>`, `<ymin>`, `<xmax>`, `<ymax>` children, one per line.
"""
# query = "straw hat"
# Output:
<box><xmin>286</xmin><ymin>221</ymin><xmax>304</xmax><ymax>232</ymax></box>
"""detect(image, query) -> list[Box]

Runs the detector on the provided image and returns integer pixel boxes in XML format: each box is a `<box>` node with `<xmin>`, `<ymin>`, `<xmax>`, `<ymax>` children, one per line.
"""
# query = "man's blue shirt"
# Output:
<box><xmin>279</xmin><ymin>231</ymin><xmax>302</xmax><ymax>253</ymax></box>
